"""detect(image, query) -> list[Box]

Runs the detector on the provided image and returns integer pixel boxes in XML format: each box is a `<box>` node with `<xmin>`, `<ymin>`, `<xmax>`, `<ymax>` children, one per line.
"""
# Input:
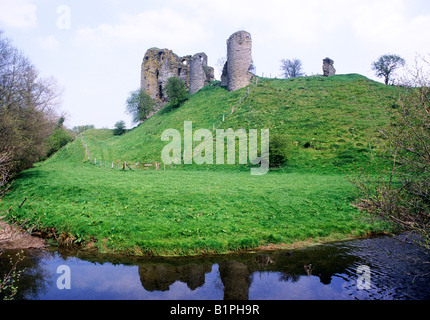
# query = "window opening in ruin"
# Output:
<box><xmin>182</xmin><ymin>60</ymin><xmax>187</xmax><ymax>65</ymax></box>
<box><xmin>156</xmin><ymin>70</ymin><xmax>159</xmax><ymax>79</ymax></box>
<box><xmin>178</xmin><ymin>68</ymin><xmax>182</xmax><ymax>76</ymax></box>
<box><xmin>159</xmin><ymin>85</ymin><xmax>163</xmax><ymax>99</ymax></box>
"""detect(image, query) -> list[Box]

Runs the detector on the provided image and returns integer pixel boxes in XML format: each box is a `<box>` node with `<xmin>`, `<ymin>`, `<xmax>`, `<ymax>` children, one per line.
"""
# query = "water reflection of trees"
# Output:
<box><xmin>0</xmin><ymin>249</ymin><xmax>52</xmax><ymax>300</ymax></box>
<box><xmin>3</xmin><ymin>235</ymin><xmax>430</xmax><ymax>300</ymax></box>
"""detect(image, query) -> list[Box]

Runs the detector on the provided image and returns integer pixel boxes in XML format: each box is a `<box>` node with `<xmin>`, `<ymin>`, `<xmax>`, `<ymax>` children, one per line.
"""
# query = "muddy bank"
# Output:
<box><xmin>0</xmin><ymin>220</ymin><xmax>47</xmax><ymax>250</ymax></box>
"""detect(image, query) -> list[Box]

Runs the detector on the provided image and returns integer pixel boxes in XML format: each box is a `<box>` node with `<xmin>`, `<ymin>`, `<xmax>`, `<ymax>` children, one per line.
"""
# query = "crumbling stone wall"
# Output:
<box><xmin>141</xmin><ymin>48</ymin><xmax>191</xmax><ymax>102</ymax></box>
<box><xmin>323</xmin><ymin>57</ymin><xmax>336</xmax><ymax>77</ymax></box>
<box><xmin>189</xmin><ymin>53</ymin><xmax>215</xmax><ymax>95</ymax></box>
<box><xmin>141</xmin><ymin>48</ymin><xmax>214</xmax><ymax>102</ymax></box>
<box><xmin>221</xmin><ymin>31</ymin><xmax>253</xmax><ymax>92</ymax></box>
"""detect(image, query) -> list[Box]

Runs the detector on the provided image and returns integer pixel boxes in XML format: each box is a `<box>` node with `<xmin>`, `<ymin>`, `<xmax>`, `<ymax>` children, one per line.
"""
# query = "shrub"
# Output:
<box><xmin>45</xmin><ymin>128</ymin><xmax>74</xmax><ymax>158</ymax></box>
<box><xmin>113</xmin><ymin>120</ymin><xmax>126</xmax><ymax>136</ymax></box>
<box><xmin>44</xmin><ymin>117</ymin><xmax>74</xmax><ymax>158</ymax></box>
<box><xmin>164</xmin><ymin>77</ymin><xmax>189</xmax><ymax>108</ymax></box>
<box><xmin>269</xmin><ymin>134</ymin><xmax>290</xmax><ymax>167</ymax></box>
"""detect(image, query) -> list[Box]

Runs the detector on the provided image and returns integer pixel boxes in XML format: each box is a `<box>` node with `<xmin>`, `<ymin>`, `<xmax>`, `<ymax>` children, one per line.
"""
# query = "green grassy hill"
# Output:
<box><xmin>61</xmin><ymin>74</ymin><xmax>397</xmax><ymax>172</ymax></box>
<box><xmin>1</xmin><ymin>74</ymin><xmax>398</xmax><ymax>256</ymax></box>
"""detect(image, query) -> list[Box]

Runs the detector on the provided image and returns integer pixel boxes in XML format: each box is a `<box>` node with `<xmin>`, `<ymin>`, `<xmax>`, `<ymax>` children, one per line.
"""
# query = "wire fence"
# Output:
<box><xmin>79</xmin><ymin>79</ymin><xmax>258</xmax><ymax>171</ymax></box>
<box><xmin>79</xmin><ymin>134</ymin><xmax>164</xmax><ymax>171</ymax></box>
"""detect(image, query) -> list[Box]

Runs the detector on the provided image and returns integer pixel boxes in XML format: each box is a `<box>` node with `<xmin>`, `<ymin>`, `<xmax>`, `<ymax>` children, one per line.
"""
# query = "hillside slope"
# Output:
<box><xmin>67</xmin><ymin>74</ymin><xmax>398</xmax><ymax>172</ymax></box>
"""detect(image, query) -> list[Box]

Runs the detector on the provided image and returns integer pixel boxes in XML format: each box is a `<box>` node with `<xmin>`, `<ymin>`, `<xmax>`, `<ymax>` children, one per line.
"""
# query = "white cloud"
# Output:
<box><xmin>74</xmin><ymin>6</ymin><xmax>207</xmax><ymax>51</ymax></box>
<box><xmin>352</xmin><ymin>0</ymin><xmax>430</xmax><ymax>52</ymax></box>
<box><xmin>38</xmin><ymin>35</ymin><xmax>60</xmax><ymax>50</ymax></box>
<box><xmin>0</xmin><ymin>0</ymin><xmax>37</xmax><ymax>28</ymax></box>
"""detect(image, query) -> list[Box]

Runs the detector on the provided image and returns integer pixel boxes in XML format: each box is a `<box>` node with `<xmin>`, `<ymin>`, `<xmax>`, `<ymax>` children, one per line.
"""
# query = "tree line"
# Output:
<box><xmin>0</xmin><ymin>31</ymin><xmax>72</xmax><ymax>184</ymax></box>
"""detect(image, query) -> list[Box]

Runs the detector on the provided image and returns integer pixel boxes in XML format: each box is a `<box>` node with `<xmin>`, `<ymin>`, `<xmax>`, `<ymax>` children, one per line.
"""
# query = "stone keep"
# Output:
<box><xmin>323</xmin><ymin>57</ymin><xmax>336</xmax><ymax>77</ymax></box>
<box><xmin>141</xmin><ymin>48</ymin><xmax>214</xmax><ymax>102</ymax></box>
<box><xmin>141</xmin><ymin>48</ymin><xmax>191</xmax><ymax>101</ymax></box>
<box><xmin>222</xmin><ymin>31</ymin><xmax>253</xmax><ymax>92</ymax></box>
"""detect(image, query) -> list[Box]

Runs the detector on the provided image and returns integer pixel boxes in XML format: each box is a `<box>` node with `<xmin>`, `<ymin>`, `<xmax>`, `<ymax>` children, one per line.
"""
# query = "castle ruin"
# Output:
<box><xmin>221</xmin><ymin>31</ymin><xmax>254</xmax><ymax>91</ymax></box>
<box><xmin>323</xmin><ymin>57</ymin><xmax>336</xmax><ymax>77</ymax></box>
<box><xmin>141</xmin><ymin>48</ymin><xmax>214</xmax><ymax>103</ymax></box>
<box><xmin>140</xmin><ymin>30</ymin><xmax>253</xmax><ymax>108</ymax></box>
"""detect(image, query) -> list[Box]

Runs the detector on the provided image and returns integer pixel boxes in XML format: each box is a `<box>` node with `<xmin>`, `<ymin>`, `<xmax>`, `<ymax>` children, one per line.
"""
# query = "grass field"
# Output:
<box><xmin>0</xmin><ymin>74</ymin><xmax>398</xmax><ymax>256</ymax></box>
<box><xmin>2</xmin><ymin>162</ymin><xmax>383</xmax><ymax>256</ymax></box>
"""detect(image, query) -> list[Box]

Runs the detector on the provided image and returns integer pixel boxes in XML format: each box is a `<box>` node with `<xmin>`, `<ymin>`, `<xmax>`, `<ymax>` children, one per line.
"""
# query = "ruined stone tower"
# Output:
<box><xmin>323</xmin><ymin>57</ymin><xmax>336</xmax><ymax>77</ymax></box>
<box><xmin>141</xmin><ymin>48</ymin><xmax>214</xmax><ymax>103</ymax></box>
<box><xmin>221</xmin><ymin>31</ymin><xmax>253</xmax><ymax>92</ymax></box>
<box><xmin>189</xmin><ymin>53</ymin><xmax>215</xmax><ymax>95</ymax></box>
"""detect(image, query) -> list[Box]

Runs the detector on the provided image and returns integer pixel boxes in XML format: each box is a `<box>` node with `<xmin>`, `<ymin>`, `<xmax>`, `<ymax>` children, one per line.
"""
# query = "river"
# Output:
<box><xmin>1</xmin><ymin>233</ymin><xmax>429</xmax><ymax>300</ymax></box>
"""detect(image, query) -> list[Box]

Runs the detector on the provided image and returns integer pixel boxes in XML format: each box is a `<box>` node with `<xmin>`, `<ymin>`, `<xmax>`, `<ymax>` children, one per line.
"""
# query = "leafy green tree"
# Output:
<box><xmin>164</xmin><ymin>77</ymin><xmax>189</xmax><ymax>108</ymax></box>
<box><xmin>371</xmin><ymin>54</ymin><xmax>406</xmax><ymax>85</ymax></box>
<box><xmin>113</xmin><ymin>120</ymin><xmax>126</xmax><ymax>136</ymax></box>
<box><xmin>126</xmin><ymin>89</ymin><xmax>156</xmax><ymax>124</ymax></box>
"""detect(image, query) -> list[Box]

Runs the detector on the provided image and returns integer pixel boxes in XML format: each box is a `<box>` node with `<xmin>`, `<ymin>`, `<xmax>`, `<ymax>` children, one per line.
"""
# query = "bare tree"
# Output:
<box><xmin>0</xmin><ymin>31</ymin><xmax>62</xmax><ymax>173</ymax></box>
<box><xmin>216</xmin><ymin>56</ymin><xmax>227</xmax><ymax>78</ymax></box>
<box><xmin>0</xmin><ymin>151</ymin><xmax>12</xmax><ymax>195</ymax></box>
<box><xmin>280</xmin><ymin>58</ymin><xmax>305</xmax><ymax>78</ymax></box>
<box><xmin>371</xmin><ymin>54</ymin><xmax>406</xmax><ymax>85</ymax></box>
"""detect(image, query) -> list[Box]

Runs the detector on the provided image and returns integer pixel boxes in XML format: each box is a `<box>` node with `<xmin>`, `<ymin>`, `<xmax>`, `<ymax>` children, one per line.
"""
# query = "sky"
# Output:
<box><xmin>0</xmin><ymin>0</ymin><xmax>430</xmax><ymax>129</ymax></box>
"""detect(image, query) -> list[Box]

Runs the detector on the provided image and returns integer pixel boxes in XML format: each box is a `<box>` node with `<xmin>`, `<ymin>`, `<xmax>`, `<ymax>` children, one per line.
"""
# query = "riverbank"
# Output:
<box><xmin>0</xmin><ymin>216</ymin><xmax>386</xmax><ymax>258</ymax></box>
<box><xmin>0</xmin><ymin>219</ymin><xmax>46</xmax><ymax>250</ymax></box>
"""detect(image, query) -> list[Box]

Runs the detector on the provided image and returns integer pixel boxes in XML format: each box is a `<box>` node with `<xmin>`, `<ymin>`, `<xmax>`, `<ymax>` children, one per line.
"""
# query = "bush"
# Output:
<box><xmin>45</xmin><ymin>127</ymin><xmax>74</xmax><ymax>158</ymax></box>
<box><xmin>352</xmin><ymin>59</ymin><xmax>430</xmax><ymax>248</ymax></box>
<box><xmin>164</xmin><ymin>77</ymin><xmax>189</xmax><ymax>108</ymax></box>
<box><xmin>269</xmin><ymin>134</ymin><xmax>290</xmax><ymax>167</ymax></box>
<box><xmin>113</xmin><ymin>120</ymin><xmax>126</xmax><ymax>136</ymax></box>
